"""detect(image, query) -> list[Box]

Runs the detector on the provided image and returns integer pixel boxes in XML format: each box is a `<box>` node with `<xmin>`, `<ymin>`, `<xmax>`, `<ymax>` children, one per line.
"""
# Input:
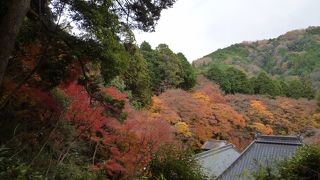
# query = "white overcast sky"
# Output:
<box><xmin>133</xmin><ymin>0</ymin><xmax>320</xmax><ymax>62</ymax></box>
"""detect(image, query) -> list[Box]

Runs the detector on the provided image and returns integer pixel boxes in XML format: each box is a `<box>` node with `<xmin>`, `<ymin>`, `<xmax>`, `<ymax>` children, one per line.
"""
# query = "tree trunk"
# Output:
<box><xmin>0</xmin><ymin>0</ymin><xmax>31</xmax><ymax>86</ymax></box>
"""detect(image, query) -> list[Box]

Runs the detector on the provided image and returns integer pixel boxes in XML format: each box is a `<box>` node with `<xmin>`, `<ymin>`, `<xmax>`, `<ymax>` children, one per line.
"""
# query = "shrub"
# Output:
<box><xmin>148</xmin><ymin>144</ymin><xmax>207</xmax><ymax>180</ymax></box>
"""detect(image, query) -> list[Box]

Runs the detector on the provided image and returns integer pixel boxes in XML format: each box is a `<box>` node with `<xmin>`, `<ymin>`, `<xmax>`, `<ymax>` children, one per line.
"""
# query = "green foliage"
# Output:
<box><xmin>225</xmin><ymin>67</ymin><xmax>252</xmax><ymax>94</ymax></box>
<box><xmin>205</xmin><ymin>64</ymin><xmax>315</xmax><ymax>98</ymax></box>
<box><xmin>206</xmin><ymin>65</ymin><xmax>226</xmax><ymax>84</ymax></box>
<box><xmin>196</xmin><ymin>26</ymin><xmax>320</xmax><ymax>90</ymax></box>
<box><xmin>316</xmin><ymin>91</ymin><xmax>320</xmax><ymax>111</ymax></box>
<box><xmin>124</xmin><ymin>47</ymin><xmax>152</xmax><ymax>108</ymax></box>
<box><xmin>155</xmin><ymin>44</ymin><xmax>184</xmax><ymax>90</ymax></box>
<box><xmin>252</xmin><ymin>163</ymin><xmax>279</xmax><ymax>180</ymax></box>
<box><xmin>287</xmin><ymin>79</ymin><xmax>306</xmax><ymax>99</ymax></box>
<box><xmin>148</xmin><ymin>144</ymin><xmax>207</xmax><ymax>180</ymax></box>
<box><xmin>278</xmin><ymin>80</ymin><xmax>289</xmax><ymax>96</ymax></box>
<box><xmin>205</xmin><ymin>65</ymin><xmax>252</xmax><ymax>94</ymax></box>
<box><xmin>206</xmin><ymin>44</ymin><xmax>249</xmax><ymax>64</ymax></box>
<box><xmin>108</xmin><ymin>76</ymin><xmax>127</xmax><ymax>92</ymax></box>
<box><xmin>140</xmin><ymin>41</ymin><xmax>153</xmax><ymax>52</ymax></box>
<box><xmin>253</xmin><ymin>72</ymin><xmax>281</xmax><ymax>96</ymax></box>
<box><xmin>141</xmin><ymin>42</ymin><xmax>196</xmax><ymax>94</ymax></box>
<box><xmin>278</xmin><ymin>144</ymin><xmax>320</xmax><ymax>179</ymax></box>
<box><xmin>301</xmin><ymin>76</ymin><xmax>315</xmax><ymax>99</ymax></box>
<box><xmin>306</xmin><ymin>26</ymin><xmax>320</xmax><ymax>35</ymax></box>
<box><xmin>177</xmin><ymin>53</ymin><xmax>196</xmax><ymax>90</ymax></box>
<box><xmin>252</xmin><ymin>144</ymin><xmax>320</xmax><ymax>180</ymax></box>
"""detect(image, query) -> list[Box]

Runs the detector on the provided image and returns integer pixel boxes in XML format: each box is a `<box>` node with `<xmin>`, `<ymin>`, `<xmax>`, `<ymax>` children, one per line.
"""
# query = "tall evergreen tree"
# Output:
<box><xmin>123</xmin><ymin>47</ymin><xmax>152</xmax><ymax>108</ymax></box>
<box><xmin>176</xmin><ymin>53</ymin><xmax>196</xmax><ymax>90</ymax></box>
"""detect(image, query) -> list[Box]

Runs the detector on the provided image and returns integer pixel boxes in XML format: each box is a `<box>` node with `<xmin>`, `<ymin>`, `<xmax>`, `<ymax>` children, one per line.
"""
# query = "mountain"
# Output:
<box><xmin>193</xmin><ymin>26</ymin><xmax>320</xmax><ymax>88</ymax></box>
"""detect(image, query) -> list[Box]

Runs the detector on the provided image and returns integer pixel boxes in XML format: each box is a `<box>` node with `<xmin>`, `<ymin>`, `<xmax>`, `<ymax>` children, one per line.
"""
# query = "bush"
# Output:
<box><xmin>148</xmin><ymin>144</ymin><xmax>207</xmax><ymax>180</ymax></box>
<box><xmin>253</xmin><ymin>144</ymin><xmax>320</xmax><ymax>180</ymax></box>
<box><xmin>278</xmin><ymin>144</ymin><xmax>320</xmax><ymax>179</ymax></box>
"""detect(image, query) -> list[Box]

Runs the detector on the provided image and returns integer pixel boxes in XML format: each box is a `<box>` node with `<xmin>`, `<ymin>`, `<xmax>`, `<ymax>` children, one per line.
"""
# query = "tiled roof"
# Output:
<box><xmin>218</xmin><ymin>134</ymin><xmax>303</xmax><ymax>180</ymax></box>
<box><xmin>196</xmin><ymin>144</ymin><xmax>240</xmax><ymax>178</ymax></box>
<box><xmin>201</xmin><ymin>140</ymin><xmax>227</xmax><ymax>150</ymax></box>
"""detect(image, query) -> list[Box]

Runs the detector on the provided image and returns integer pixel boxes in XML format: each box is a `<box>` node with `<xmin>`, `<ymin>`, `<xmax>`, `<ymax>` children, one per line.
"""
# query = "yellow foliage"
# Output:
<box><xmin>249</xmin><ymin>122</ymin><xmax>273</xmax><ymax>135</ymax></box>
<box><xmin>250</xmin><ymin>100</ymin><xmax>274</xmax><ymax>121</ymax></box>
<box><xmin>149</xmin><ymin>96</ymin><xmax>180</xmax><ymax>123</ymax></box>
<box><xmin>149</xmin><ymin>96</ymin><xmax>163</xmax><ymax>118</ymax></box>
<box><xmin>175</xmin><ymin>122</ymin><xmax>192</xmax><ymax>137</ymax></box>
<box><xmin>192</xmin><ymin>92</ymin><xmax>210</xmax><ymax>105</ymax></box>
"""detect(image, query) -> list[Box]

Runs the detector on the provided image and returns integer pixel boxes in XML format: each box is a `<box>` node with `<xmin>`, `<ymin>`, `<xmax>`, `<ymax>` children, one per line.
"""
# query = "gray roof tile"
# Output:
<box><xmin>196</xmin><ymin>144</ymin><xmax>240</xmax><ymax>178</ymax></box>
<box><xmin>201</xmin><ymin>140</ymin><xmax>227</xmax><ymax>150</ymax></box>
<box><xmin>218</xmin><ymin>134</ymin><xmax>302</xmax><ymax>180</ymax></box>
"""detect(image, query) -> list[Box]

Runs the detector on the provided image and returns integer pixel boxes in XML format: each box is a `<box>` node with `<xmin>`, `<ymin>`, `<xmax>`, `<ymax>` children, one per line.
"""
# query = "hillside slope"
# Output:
<box><xmin>148</xmin><ymin>76</ymin><xmax>320</xmax><ymax>150</ymax></box>
<box><xmin>193</xmin><ymin>26</ymin><xmax>320</xmax><ymax>87</ymax></box>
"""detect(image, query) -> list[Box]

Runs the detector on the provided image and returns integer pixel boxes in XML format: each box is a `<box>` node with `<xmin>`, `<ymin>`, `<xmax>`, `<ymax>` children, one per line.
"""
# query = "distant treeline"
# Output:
<box><xmin>205</xmin><ymin>65</ymin><xmax>315</xmax><ymax>99</ymax></box>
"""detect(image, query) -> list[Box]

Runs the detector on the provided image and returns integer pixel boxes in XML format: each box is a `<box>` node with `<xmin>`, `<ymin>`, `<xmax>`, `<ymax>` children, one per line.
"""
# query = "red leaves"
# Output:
<box><xmin>103</xmin><ymin>86</ymin><xmax>127</xmax><ymax>100</ymax></box>
<box><xmin>62</xmin><ymin>82</ymin><xmax>116</xmax><ymax>140</ymax></box>
<box><xmin>104</xmin><ymin>160</ymin><xmax>126</xmax><ymax>175</ymax></box>
<box><xmin>61</xmin><ymin>82</ymin><xmax>174</xmax><ymax>178</ymax></box>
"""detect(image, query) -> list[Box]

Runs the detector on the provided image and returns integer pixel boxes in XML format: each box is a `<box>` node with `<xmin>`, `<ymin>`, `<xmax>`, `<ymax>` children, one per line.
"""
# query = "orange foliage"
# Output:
<box><xmin>249</xmin><ymin>122</ymin><xmax>273</xmax><ymax>135</ymax></box>
<box><xmin>148</xmin><ymin>80</ymin><xmax>250</xmax><ymax>149</ymax></box>
<box><xmin>149</xmin><ymin>96</ymin><xmax>181</xmax><ymax>123</ymax></box>
<box><xmin>250</xmin><ymin>100</ymin><xmax>274</xmax><ymax>121</ymax></box>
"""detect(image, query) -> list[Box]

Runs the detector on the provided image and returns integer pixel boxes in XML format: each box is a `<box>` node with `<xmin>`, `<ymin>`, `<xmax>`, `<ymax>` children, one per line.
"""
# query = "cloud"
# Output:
<box><xmin>134</xmin><ymin>0</ymin><xmax>320</xmax><ymax>62</ymax></box>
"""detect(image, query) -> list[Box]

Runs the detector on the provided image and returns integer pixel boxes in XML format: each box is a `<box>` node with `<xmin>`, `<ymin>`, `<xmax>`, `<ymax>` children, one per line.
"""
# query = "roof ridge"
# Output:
<box><xmin>255</xmin><ymin>140</ymin><xmax>302</xmax><ymax>146</ymax></box>
<box><xmin>259</xmin><ymin>135</ymin><xmax>299</xmax><ymax>138</ymax></box>
<box><xmin>195</xmin><ymin>144</ymin><xmax>234</xmax><ymax>159</ymax></box>
<box><xmin>256</xmin><ymin>134</ymin><xmax>302</xmax><ymax>139</ymax></box>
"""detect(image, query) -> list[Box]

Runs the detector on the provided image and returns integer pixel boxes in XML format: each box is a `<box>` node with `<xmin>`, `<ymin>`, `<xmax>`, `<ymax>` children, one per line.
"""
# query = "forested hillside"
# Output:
<box><xmin>194</xmin><ymin>26</ymin><xmax>320</xmax><ymax>88</ymax></box>
<box><xmin>1</xmin><ymin>1</ymin><xmax>320</xmax><ymax>179</ymax></box>
<box><xmin>149</xmin><ymin>76</ymin><xmax>320</xmax><ymax>150</ymax></box>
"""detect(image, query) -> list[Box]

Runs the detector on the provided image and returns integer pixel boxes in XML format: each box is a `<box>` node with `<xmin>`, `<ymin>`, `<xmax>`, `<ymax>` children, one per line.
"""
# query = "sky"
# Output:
<box><xmin>133</xmin><ymin>0</ymin><xmax>320</xmax><ymax>62</ymax></box>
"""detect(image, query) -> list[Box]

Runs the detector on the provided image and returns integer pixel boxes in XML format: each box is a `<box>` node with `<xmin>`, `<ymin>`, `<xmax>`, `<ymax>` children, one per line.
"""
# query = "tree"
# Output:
<box><xmin>253</xmin><ymin>72</ymin><xmax>280</xmax><ymax>96</ymax></box>
<box><xmin>206</xmin><ymin>66</ymin><xmax>252</xmax><ymax>94</ymax></box>
<box><xmin>278</xmin><ymin>80</ymin><xmax>289</xmax><ymax>96</ymax></box>
<box><xmin>148</xmin><ymin>144</ymin><xmax>207</xmax><ymax>180</ymax></box>
<box><xmin>141</xmin><ymin>42</ymin><xmax>160</xmax><ymax>93</ymax></box>
<box><xmin>205</xmin><ymin>65</ymin><xmax>226</xmax><ymax>85</ymax></box>
<box><xmin>316</xmin><ymin>90</ymin><xmax>320</xmax><ymax>111</ymax></box>
<box><xmin>279</xmin><ymin>144</ymin><xmax>320</xmax><ymax>179</ymax></box>
<box><xmin>123</xmin><ymin>47</ymin><xmax>152</xmax><ymax>108</ymax></box>
<box><xmin>0</xmin><ymin>0</ymin><xmax>31</xmax><ymax>86</ymax></box>
<box><xmin>301</xmin><ymin>76</ymin><xmax>315</xmax><ymax>99</ymax></box>
<box><xmin>0</xmin><ymin>0</ymin><xmax>176</xmax><ymax>86</ymax></box>
<box><xmin>140</xmin><ymin>41</ymin><xmax>153</xmax><ymax>52</ymax></box>
<box><xmin>287</xmin><ymin>79</ymin><xmax>305</xmax><ymax>99</ymax></box>
<box><xmin>176</xmin><ymin>53</ymin><xmax>196</xmax><ymax>90</ymax></box>
<box><xmin>155</xmin><ymin>44</ymin><xmax>184</xmax><ymax>91</ymax></box>
<box><xmin>225</xmin><ymin>67</ymin><xmax>252</xmax><ymax>94</ymax></box>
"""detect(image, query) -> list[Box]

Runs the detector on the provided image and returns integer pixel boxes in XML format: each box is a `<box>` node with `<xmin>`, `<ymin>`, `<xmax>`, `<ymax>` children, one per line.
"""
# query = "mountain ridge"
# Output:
<box><xmin>193</xmin><ymin>26</ymin><xmax>320</xmax><ymax>87</ymax></box>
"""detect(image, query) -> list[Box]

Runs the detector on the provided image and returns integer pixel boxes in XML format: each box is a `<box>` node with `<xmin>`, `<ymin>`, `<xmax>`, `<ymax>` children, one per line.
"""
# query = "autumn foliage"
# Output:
<box><xmin>1</xmin><ymin>43</ymin><xmax>320</xmax><ymax>178</ymax></box>
<box><xmin>148</xmin><ymin>76</ymin><xmax>248</xmax><ymax>149</ymax></box>
<box><xmin>60</xmin><ymin>82</ymin><xmax>174</xmax><ymax>178</ymax></box>
<box><xmin>147</xmin><ymin>75</ymin><xmax>320</xmax><ymax>150</ymax></box>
